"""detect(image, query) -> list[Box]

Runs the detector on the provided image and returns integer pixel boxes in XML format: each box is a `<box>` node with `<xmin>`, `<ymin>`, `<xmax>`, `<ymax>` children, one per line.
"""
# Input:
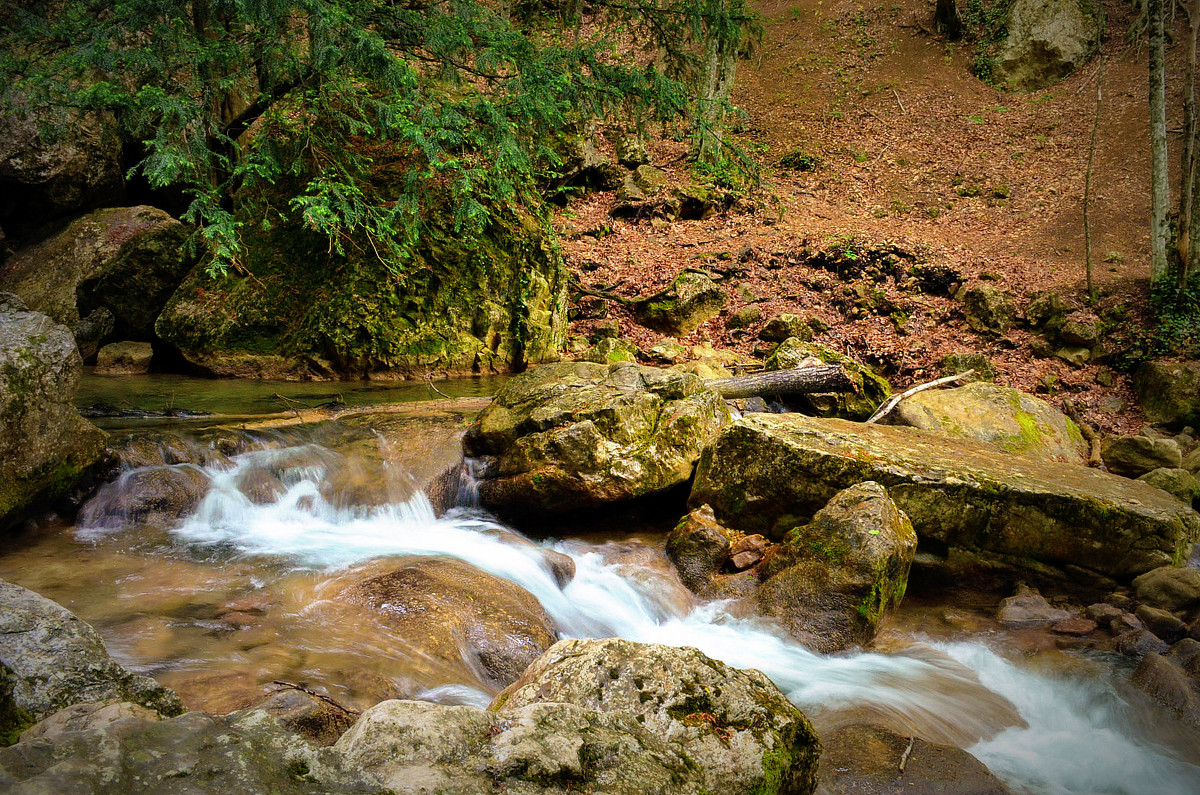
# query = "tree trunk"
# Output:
<box><xmin>692</xmin><ymin>24</ymin><xmax>738</xmax><ymax>164</ymax></box>
<box><xmin>705</xmin><ymin>364</ymin><xmax>854</xmax><ymax>399</ymax></box>
<box><xmin>935</xmin><ymin>0</ymin><xmax>963</xmax><ymax>40</ymax></box>
<box><xmin>1150</xmin><ymin>0</ymin><xmax>1172</xmax><ymax>284</ymax></box>
<box><xmin>1085</xmin><ymin>5</ymin><xmax>1105</xmax><ymax>302</ymax></box>
<box><xmin>1181</xmin><ymin>0</ymin><xmax>1200</xmax><ymax>291</ymax></box>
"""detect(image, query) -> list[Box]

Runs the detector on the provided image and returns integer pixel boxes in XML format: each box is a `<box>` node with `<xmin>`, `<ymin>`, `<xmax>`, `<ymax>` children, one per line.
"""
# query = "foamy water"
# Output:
<box><xmin>76</xmin><ymin>440</ymin><xmax>1200</xmax><ymax>795</ymax></box>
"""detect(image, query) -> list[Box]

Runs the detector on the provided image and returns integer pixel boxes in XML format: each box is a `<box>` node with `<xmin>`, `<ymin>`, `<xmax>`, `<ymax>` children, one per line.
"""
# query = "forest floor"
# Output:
<box><xmin>553</xmin><ymin>0</ymin><xmax>1189</xmax><ymax>436</ymax></box>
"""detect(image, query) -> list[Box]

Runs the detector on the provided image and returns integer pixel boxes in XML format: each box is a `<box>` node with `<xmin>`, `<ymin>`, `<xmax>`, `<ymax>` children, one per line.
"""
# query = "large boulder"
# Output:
<box><xmin>754</xmin><ymin>482</ymin><xmax>917</xmax><ymax>652</ymax></box>
<box><xmin>1135</xmin><ymin>360</ymin><xmax>1200</xmax><ymax>428</ymax></box>
<box><xmin>340</xmin><ymin>557</ymin><xmax>558</xmax><ymax>688</ymax></box>
<box><xmin>0</xmin><ymin>106</ymin><xmax>123</xmax><ymax>242</ymax></box>
<box><xmin>765</xmin><ymin>339</ymin><xmax>891</xmax><ymax>420</ymax></box>
<box><xmin>0</xmin><ymin>206</ymin><xmax>192</xmax><ymax>343</ymax></box>
<box><xmin>156</xmin><ymin>201</ymin><xmax>566</xmax><ymax>379</ymax></box>
<box><xmin>0</xmin><ymin>293</ymin><xmax>107</xmax><ymax>530</ymax></box>
<box><xmin>632</xmin><ymin>271</ymin><xmax>726</xmax><ymax>336</ymax></box>
<box><xmin>463</xmin><ymin>361</ymin><xmax>730</xmax><ymax>518</ymax></box>
<box><xmin>0</xmin><ymin>578</ymin><xmax>183</xmax><ymax>742</ymax></box>
<box><xmin>886</xmin><ymin>382</ymin><xmax>1088</xmax><ymax>464</ymax></box>
<box><xmin>492</xmin><ymin>638</ymin><xmax>822</xmax><ymax>795</ymax></box>
<box><xmin>991</xmin><ymin>0</ymin><xmax>1098</xmax><ymax>92</ymax></box>
<box><xmin>689</xmin><ymin>415</ymin><xmax>1200</xmax><ymax>583</ymax></box>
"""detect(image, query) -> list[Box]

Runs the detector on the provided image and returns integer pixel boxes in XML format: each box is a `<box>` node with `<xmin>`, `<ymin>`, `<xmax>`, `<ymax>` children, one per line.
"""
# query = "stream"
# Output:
<box><xmin>3</xmin><ymin>375</ymin><xmax>1200</xmax><ymax>794</ymax></box>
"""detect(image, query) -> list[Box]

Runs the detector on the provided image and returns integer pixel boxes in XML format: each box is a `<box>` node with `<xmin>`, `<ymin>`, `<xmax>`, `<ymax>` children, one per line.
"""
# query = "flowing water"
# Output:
<box><xmin>4</xmin><ymin>385</ymin><xmax>1200</xmax><ymax>794</ymax></box>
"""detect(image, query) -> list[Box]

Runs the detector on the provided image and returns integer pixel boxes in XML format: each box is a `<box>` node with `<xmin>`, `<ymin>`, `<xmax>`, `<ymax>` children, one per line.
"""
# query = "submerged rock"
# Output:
<box><xmin>886</xmin><ymin>382</ymin><xmax>1087</xmax><ymax>465</ymax></box>
<box><xmin>755</xmin><ymin>482</ymin><xmax>916</xmax><ymax>652</ymax></box>
<box><xmin>689</xmin><ymin>415</ymin><xmax>1200</xmax><ymax>584</ymax></box>
<box><xmin>0</xmin><ymin>293</ymin><xmax>107</xmax><ymax>531</ymax></box>
<box><xmin>342</xmin><ymin>557</ymin><xmax>558</xmax><ymax>688</ymax></box>
<box><xmin>464</xmin><ymin>361</ymin><xmax>730</xmax><ymax>518</ymax></box>
<box><xmin>0</xmin><ymin>578</ymin><xmax>183</xmax><ymax>742</ymax></box>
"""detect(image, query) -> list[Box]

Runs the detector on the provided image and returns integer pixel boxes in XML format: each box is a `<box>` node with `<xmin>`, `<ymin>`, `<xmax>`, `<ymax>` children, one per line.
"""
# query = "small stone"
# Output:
<box><xmin>1109</xmin><ymin>611</ymin><xmax>1145</xmax><ymax>635</ymax></box>
<box><xmin>645</xmin><ymin>340</ymin><xmax>687</xmax><ymax>364</ymax></box>
<box><xmin>997</xmin><ymin>586</ymin><xmax>1072</xmax><ymax>627</ymax></box>
<box><xmin>1054</xmin><ymin>346</ymin><xmax>1091</xmax><ymax>367</ymax></box>
<box><xmin>807</xmin><ymin>316</ymin><xmax>830</xmax><ymax>333</ymax></box>
<box><xmin>1058</xmin><ymin>311</ymin><xmax>1102</xmax><ymax>347</ymax></box>
<box><xmin>1084</xmin><ymin>602</ymin><xmax>1125</xmax><ymax>625</ymax></box>
<box><xmin>632</xmin><ymin>164</ymin><xmax>666</xmax><ymax>195</ymax></box>
<box><xmin>1132</xmin><ymin>566</ymin><xmax>1200</xmax><ymax>612</ymax></box>
<box><xmin>1102</xmin><ymin>435</ymin><xmax>1183</xmax><ymax>477</ymax></box>
<box><xmin>937</xmin><ymin>352</ymin><xmax>997</xmax><ymax>381</ymax></box>
<box><xmin>590</xmin><ymin>320</ymin><xmax>621</xmax><ymax>340</ymax></box>
<box><xmin>1095</xmin><ymin>367</ymin><xmax>1115</xmax><ymax>387</ymax></box>
<box><xmin>962</xmin><ymin>283</ymin><xmax>1016</xmax><ymax>335</ymax></box>
<box><xmin>580</xmin><ymin>337</ymin><xmax>637</xmax><ymax>365</ymax></box>
<box><xmin>1113</xmin><ymin>629</ymin><xmax>1171</xmax><ymax>659</ymax></box>
<box><xmin>1051</xmin><ymin>617</ymin><xmax>1097</xmax><ymax>636</ymax></box>
<box><xmin>726</xmin><ymin>306</ymin><xmax>762</xmax><ymax>330</ymax></box>
<box><xmin>727</xmin><ymin>534</ymin><xmax>770</xmax><ymax>570</ymax></box>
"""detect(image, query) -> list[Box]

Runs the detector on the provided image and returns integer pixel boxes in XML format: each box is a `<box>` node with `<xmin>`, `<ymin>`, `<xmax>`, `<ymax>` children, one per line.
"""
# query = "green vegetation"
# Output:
<box><xmin>1</xmin><ymin>0</ymin><xmax>758</xmax><ymax>279</ymax></box>
<box><xmin>959</xmin><ymin>0</ymin><xmax>1014</xmax><ymax>84</ymax></box>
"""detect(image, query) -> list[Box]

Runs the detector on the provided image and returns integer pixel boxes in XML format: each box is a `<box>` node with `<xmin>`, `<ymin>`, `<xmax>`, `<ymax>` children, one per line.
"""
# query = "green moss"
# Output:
<box><xmin>752</xmin><ymin>745</ymin><xmax>793</xmax><ymax>795</ymax></box>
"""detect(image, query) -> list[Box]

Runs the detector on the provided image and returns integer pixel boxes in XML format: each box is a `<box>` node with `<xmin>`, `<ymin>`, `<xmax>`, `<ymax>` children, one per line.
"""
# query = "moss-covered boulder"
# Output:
<box><xmin>886</xmin><ymin>382</ymin><xmax>1088</xmax><ymax>464</ymax></box>
<box><xmin>689</xmin><ymin>414</ymin><xmax>1200</xmax><ymax>583</ymax></box>
<box><xmin>156</xmin><ymin>202</ymin><xmax>567</xmax><ymax>378</ymax></box>
<box><xmin>0</xmin><ymin>206</ymin><xmax>192</xmax><ymax>342</ymax></box>
<box><xmin>493</xmin><ymin>638</ymin><xmax>821</xmax><ymax>795</ymax></box>
<box><xmin>765</xmin><ymin>339</ymin><xmax>891</xmax><ymax>420</ymax></box>
<box><xmin>463</xmin><ymin>361</ymin><xmax>730</xmax><ymax>518</ymax></box>
<box><xmin>992</xmin><ymin>0</ymin><xmax>1099</xmax><ymax>92</ymax></box>
<box><xmin>961</xmin><ymin>284</ymin><xmax>1016</xmax><ymax>335</ymax></box>
<box><xmin>759</xmin><ymin>313</ymin><xmax>812</xmax><ymax>343</ymax></box>
<box><xmin>632</xmin><ymin>271</ymin><xmax>726</xmax><ymax>336</ymax></box>
<box><xmin>755</xmin><ymin>482</ymin><xmax>916</xmax><ymax>652</ymax></box>
<box><xmin>0</xmin><ymin>293</ymin><xmax>107</xmax><ymax>531</ymax></box>
<box><xmin>580</xmin><ymin>336</ymin><xmax>638</xmax><ymax>364</ymax></box>
<box><xmin>1138</xmin><ymin>468</ymin><xmax>1200</xmax><ymax>506</ymax></box>
<box><xmin>1135</xmin><ymin>360</ymin><xmax>1200</xmax><ymax>428</ymax></box>
<box><xmin>95</xmin><ymin>340</ymin><xmax>154</xmax><ymax>374</ymax></box>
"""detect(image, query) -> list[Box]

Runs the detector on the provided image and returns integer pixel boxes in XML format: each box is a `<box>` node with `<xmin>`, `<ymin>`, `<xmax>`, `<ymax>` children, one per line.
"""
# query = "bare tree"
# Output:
<box><xmin>1150</xmin><ymin>0</ymin><xmax>1171</xmax><ymax>283</ymax></box>
<box><xmin>1179</xmin><ymin>0</ymin><xmax>1200</xmax><ymax>292</ymax></box>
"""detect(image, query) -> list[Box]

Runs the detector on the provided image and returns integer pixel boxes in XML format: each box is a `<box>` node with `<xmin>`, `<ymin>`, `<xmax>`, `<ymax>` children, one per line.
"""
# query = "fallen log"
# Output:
<box><xmin>705</xmin><ymin>364</ymin><xmax>855</xmax><ymax>399</ymax></box>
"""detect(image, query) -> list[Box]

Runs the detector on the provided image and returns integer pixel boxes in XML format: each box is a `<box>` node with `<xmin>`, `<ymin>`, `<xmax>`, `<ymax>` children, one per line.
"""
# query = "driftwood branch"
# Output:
<box><xmin>270</xmin><ymin>680</ymin><xmax>360</xmax><ymax>716</ymax></box>
<box><xmin>705</xmin><ymin>364</ymin><xmax>855</xmax><ymax>399</ymax></box>
<box><xmin>865</xmin><ymin>370</ymin><xmax>975</xmax><ymax>424</ymax></box>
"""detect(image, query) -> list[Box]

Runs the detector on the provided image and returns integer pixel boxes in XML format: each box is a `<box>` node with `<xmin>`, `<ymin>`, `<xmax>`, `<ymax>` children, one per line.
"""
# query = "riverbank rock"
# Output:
<box><xmin>1136</xmin><ymin>360</ymin><xmax>1200</xmax><ymax>428</ymax></box>
<box><xmin>342</xmin><ymin>557</ymin><xmax>558</xmax><ymax>687</ymax></box>
<box><xmin>79</xmin><ymin>465</ymin><xmax>210</xmax><ymax>530</ymax></box>
<box><xmin>1138</xmin><ymin>468</ymin><xmax>1200</xmax><ymax>506</ymax></box>
<box><xmin>689</xmin><ymin>415</ymin><xmax>1200</xmax><ymax>584</ymax></box>
<box><xmin>493</xmin><ymin>638</ymin><xmax>821</xmax><ymax>794</ymax></box>
<box><xmin>755</xmin><ymin>482</ymin><xmax>917</xmax><ymax>652</ymax></box>
<box><xmin>665</xmin><ymin>504</ymin><xmax>739</xmax><ymax>592</ymax></box>
<box><xmin>156</xmin><ymin>200</ymin><xmax>566</xmax><ymax>378</ymax></box>
<box><xmin>0</xmin><ymin>293</ymin><xmax>107</xmax><ymax>531</ymax></box>
<box><xmin>95</xmin><ymin>340</ymin><xmax>154</xmax><ymax>374</ymax></box>
<box><xmin>996</xmin><ymin>584</ymin><xmax>1071</xmax><ymax>627</ymax></box>
<box><xmin>0</xmin><ymin>578</ymin><xmax>183</xmax><ymax>742</ymax></box>
<box><xmin>1101</xmin><ymin>434</ymin><xmax>1183</xmax><ymax>477</ymax></box>
<box><xmin>632</xmin><ymin>271</ymin><xmax>726</xmax><ymax>336</ymax></box>
<box><xmin>1132</xmin><ymin>566</ymin><xmax>1200</xmax><ymax>613</ymax></box>
<box><xmin>0</xmin><ymin>206</ymin><xmax>192</xmax><ymax>343</ymax></box>
<box><xmin>992</xmin><ymin>0</ymin><xmax>1098</xmax><ymax>92</ymax></box>
<box><xmin>886</xmin><ymin>382</ymin><xmax>1087</xmax><ymax>464</ymax></box>
<box><xmin>463</xmin><ymin>361</ymin><xmax>730</xmax><ymax>518</ymax></box>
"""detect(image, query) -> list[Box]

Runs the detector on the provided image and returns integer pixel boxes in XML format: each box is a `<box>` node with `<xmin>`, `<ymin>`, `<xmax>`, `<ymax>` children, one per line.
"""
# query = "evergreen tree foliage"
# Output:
<box><xmin>0</xmin><ymin>0</ymin><xmax>757</xmax><ymax>277</ymax></box>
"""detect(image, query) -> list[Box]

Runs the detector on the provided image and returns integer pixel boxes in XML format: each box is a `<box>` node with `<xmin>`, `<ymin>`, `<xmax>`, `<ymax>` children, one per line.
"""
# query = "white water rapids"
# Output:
<box><xmin>78</xmin><ymin>439</ymin><xmax>1200</xmax><ymax>795</ymax></box>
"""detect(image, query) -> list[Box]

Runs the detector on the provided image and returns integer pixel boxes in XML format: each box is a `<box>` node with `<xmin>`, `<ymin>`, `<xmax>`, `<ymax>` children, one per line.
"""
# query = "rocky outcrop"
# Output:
<box><xmin>155</xmin><ymin>201</ymin><xmax>566</xmax><ymax>379</ymax></box>
<box><xmin>0</xmin><ymin>293</ymin><xmax>107</xmax><ymax>531</ymax></box>
<box><xmin>2</xmin><ymin>638</ymin><xmax>821</xmax><ymax>795</ymax></box>
<box><xmin>886</xmin><ymin>382</ymin><xmax>1088</xmax><ymax>464</ymax></box>
<box><xmin>0</xmin><ymin>578</ymin><xmax>183</xmax><ymax>742</ymax></box>
<box><xmin>754</xmin><ymin>482</ymin><xmax>917</xmax><ymax>652</ymax></box>
<box><xmin>492</xmin><ymin>638</ymin><xmax>821</xmax><ymax>795</ymax></box>
<box><xmin>341</xmin><ymin>557</ymin><xmax>559</xmax><ymax>688</ymax></box>
<box><xmin>0</xmin><ymin>206</ymin><xmax>192</xmax><ymax>345</ymax></box>
<box><xmin>632</xmin><ymin>271</ymin><xmax>726</xmax><ymax>336</ymax></box>
<box><xmin>464</xmin><ymin>361</ymin><xmax>730</xmax><ymax>518</ymax></box>
<box><xmin>689</xmin><ymin>414</ymin><xmax>1200</xmax><ymax>584</ymax></box>
<box><xmin>1135</xmin><ymin>360</ymin><xmax>1200</xmax><ymax>428</ymax></box>
<box><xmin>992</xmin><ymin>0</ymin><xmax>1098</xmax><ymax>92</ymax></box>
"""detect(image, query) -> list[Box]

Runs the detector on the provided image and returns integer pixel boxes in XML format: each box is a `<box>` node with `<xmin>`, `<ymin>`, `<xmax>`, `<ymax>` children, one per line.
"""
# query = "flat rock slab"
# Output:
<box><xmin>691</xmin><ymin>415</ymin><xmax>1200</xmax><ymax>582</ymax></box>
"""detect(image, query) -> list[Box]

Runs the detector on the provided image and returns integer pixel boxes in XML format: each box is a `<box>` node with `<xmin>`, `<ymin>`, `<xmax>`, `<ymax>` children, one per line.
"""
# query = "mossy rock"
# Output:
<box><xmin>580</xmin><ymin>337</ymin><xmax>638</xmax><ymax>364</ymax></box>
<box><xmin>765</xmin><ymin>339</ymin><xmax>890</xmax><ymax>421</ymax></box>
<box><xmin>632</xmin><ymin>271</ymin><xmax>726</xmax><ymax>336</ymax></box>
<box><xmin>937</xmin><ymin>352</ymin><xmax>996</xmax><ymax>381</ymax></box>
<box><xmin>156</xmin><ymin>196</ymin><xmax>567</xmax><ymax>379</ymax></box>
<box><xmin>961</xmin><ymin>284</ymin><xmax>1016</xmax><ymax>336</ymax></box>
<box><xmin>1135</xmin><ymin>360</ymin><xmax>1200</xmax><ymax>428</ymax></box>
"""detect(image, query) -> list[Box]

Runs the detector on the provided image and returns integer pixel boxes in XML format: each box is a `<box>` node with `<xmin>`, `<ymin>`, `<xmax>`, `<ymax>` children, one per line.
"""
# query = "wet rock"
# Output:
<box><xmin>632</xmin><ymin>271</ymin><xmax>726</xmax><ymax>336</ymax></box>
<box><xmin>689</xmin><ymin>415</ymin><xmax>1200</xmax><ymax>583</ymax></box>
<box><xmin>237</xmin><ymin>468</ymin><xmax>287</xmax><ymax>505</ymax></box>
<box><xmin>0</xmin><ymin>293</ymin><xmax>107</xmax><ymax>530</ymax></box>
<box><xmin>342</xmin><ymin>556</ymin><xmax>558</xmax><ymax>688</ymax></box>
<box><xmin>758</xmin><ymin>313</ymin><xmax>812</xmax><ymax>342</ymax></box>
<box><xmin>254</xmin><ymin>687</ymin><xmax>358</xmax><ymax>747</ymax></box>
<box><xmin>1084</xmin><ymin>602</ymin><xmax>1126</xmax><ymax>627</ymax></box>
<box><xmin>1113</xmin><ymin>629</ymin><xmax>1170</xmax><ymax>659</ymax></box>
<box><xmin>1109</xmin><ymin>611</ymin><xmax>1145</xmax><ymax>636</ymax></box>
<box><xmin>1132</xmin><ymin>566</ymin><xmax>1200</xmax><ymax>612</ymax></box>
<box><xmin>464</xmin><ymin>361</ymin><xmax>730</xmax><ymax>518</ymax></box>
<box><xmin>0</xmin><ymin>578</ymin><xmax>183</xmax><ymax>741</ymax></box>
<box><xmin>0</xmin><ymin>206</ymin><xmax>191</xmax><ymax>338</ymax></box>
<box><xmin>1101</xmin><ymin>434</ymin><xmax>1183</xmax><ymax>478</ymax></box>
<box><xmin>817</xmin><ymin>723</ymin><xmax>1012</xmax><ymax>795</ymax></box>
<box><xmin>1130</xmin><ymin>653</ymin><xmax>1200</xmax><ymax>727</ymax></box>
<box><xmin>755</xmin><ymin>482</ymin><xmax>917</xmax><ymax>652</ymax></box>
<box><xmin>493</xmin><ymin>637</ymin><xmax>821</xmax><ymax>795</ymax></box>
<box><xmin>80</xmin><ymin>465</ymin><xmax>210</xmax><ymax>529</ymax></box>
<box><xmin>992</xmin><ymin>0</ymin><xmax>1098</xmax><ymax>92</ymax></box>
<box><xmin>1136</xmin><ymin>605</ymin><xmax>1188</xmax><ymax>643</ymax></box>
<box><xmin>961</xmin><ymin>284</ymin><xmax>1016</xmax><ymax>335</ymax></box>
<box><xmin>1134</xmin><ymin>359</ymin><xmax>1200</xmax><ymax>428</ymax></box>
<box><xmin>765</xmin><ymin>339</ymin><xmax>891</xmax><ymax>420</ymax></box>
<box><xmin>666</xmin><ymin>504</ymin><xmax>736</xmax><ymax>592</ymax></box>
<box><xmin>580</xmin><ymin>336</ymin><xmax>638</xmax><ymax>364</ymax></box>
<box><xmin>1051</xmin><ymin>617</ymin><xmax>1097</xmax><ymax>636</ymax></box>
<box><xmin>18</xmin><ymin>700</ymin><xmax>162</xmax><ymax>742</ymax></box>
<box><xmin>1137</xmin><ymin>467</ymin><xmax>1200</xmax><ymax>505</ymax></box>
<box><xmin>95</xmin><ymin>340</ymin><xmax>154</xmax><ymax>375</ymax></box>
<box><xmin>996</xmin><ymin>584</ymin><xmax>1072</xmax><ymax>627</ymax></box>
<box><xmin>886</xmin><ymin>382</ymin><xmax>1087</xmax><ymax>464</ymax></box>
<box><xmin>728</xmin><ymin>533</ymin><xmax>770</xmax><ymax>570</ymax></box>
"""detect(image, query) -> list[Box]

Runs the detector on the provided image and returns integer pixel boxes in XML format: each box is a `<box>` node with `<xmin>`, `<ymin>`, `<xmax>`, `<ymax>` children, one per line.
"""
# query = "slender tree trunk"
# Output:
<box><xmin>1150</xmin><ymin>0</ymin><xmax>1172</xmax><ymax>284</ymax></box>
<box><xmin>692</xmin><ymin>25</ymin><xmax>737</xmax><ymax>164</ymax></box>
<box><xmin>1085</xmin><ymin>3</ymin><xmax>1106</xmax><ymax>302</ymax></box>
<box><xmin>1181</xmin><ymin>0</ymin><xmax>1200</xmax><ymax>291</ymax></box>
